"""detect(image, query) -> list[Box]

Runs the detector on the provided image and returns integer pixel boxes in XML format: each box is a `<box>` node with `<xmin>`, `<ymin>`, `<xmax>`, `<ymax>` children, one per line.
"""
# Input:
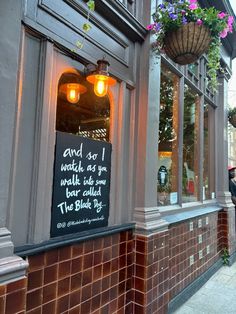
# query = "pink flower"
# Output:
<box><xmin>220</xmin><ymin>28</ymin><xmax>228</xmax><ymax>38</ymax></box>
<box><xmin>196</xmin><ymin>19</ymin><xmax>203</xmax><ymax>25</ymax></box>
<box><xmin>217</xmin><ymin>12</ymin><xmax>226</xmax><ymax>19</ymax></box>
<box><xmin>146</xmin><ymin>24</ymin><xmax>155</xmax><ymax>30</ymax></box>
<box><xmin>189</xmin><ymin>0</ymin><xmax>197</xmax><ymax>3</ymax></box>
<box><xmin>189</xmin><ymin>3</ymin><xmax>198</xmax><ymax>10</ymax></box>
<box><xmin>228</xmin><ymin>16</ymin><xmax>234</xmax><ymax>32</ymax></box>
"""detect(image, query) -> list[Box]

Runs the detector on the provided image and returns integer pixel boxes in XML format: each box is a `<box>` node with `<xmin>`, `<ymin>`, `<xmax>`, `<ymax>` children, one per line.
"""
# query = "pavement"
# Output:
<box><xmin>173</xmin><ymin>262</ymin><xmax>236</xmax><ymax>314</ymax></box>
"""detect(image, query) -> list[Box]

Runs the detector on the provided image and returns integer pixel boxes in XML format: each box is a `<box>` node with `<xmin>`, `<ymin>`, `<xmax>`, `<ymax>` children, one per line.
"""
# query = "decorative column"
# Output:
<box><xmin>132</xmin><ymin>1</ymin><xmax>169</xmax><ymax>313</ymax></box>
<box><xmin>216</xmin><ymin>67</ymin><xmax>236</xmax><ymax>256</ymax></box>
<box><xmin>0</xmin><ymin>0</ymin><xmax>28</xmax><ymax>286</ymax></box>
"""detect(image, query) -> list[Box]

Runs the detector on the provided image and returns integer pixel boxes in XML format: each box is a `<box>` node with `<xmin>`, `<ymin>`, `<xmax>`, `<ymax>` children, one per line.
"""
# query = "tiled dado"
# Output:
<box><xmin>169</xmin><ymin>212</ymin><xmax>220</xmax><ymax>300</ymax></box>
<box><xmin>25</xmin><ymin>230</ymin><xmax>133</xmax><ymax>314</ymax></box>
<box><xmin>133</xmin><ymin>231</ymin><xmax>169</xmax><ymax>314</ymax></box>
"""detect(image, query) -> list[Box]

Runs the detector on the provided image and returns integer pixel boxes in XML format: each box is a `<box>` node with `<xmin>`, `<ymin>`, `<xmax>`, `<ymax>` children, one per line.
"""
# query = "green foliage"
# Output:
<box><xmin>221</xmin><ymin>247</ymin><xmax>230</xmax><ymax>266</ymax></box>
<box><xmin>228</xmin><ymin>107</ymin><xmax>236</xmax><ymax>120</ymax></box>
<box><xmin>149</xmin><ymin>0</ymin><xmax>234</xmax><ymax>93</ymax></box>
<box><xmin>73</xmin><ymin>0</ymin><xmax>95</xmax><ymax>51</ymax></box>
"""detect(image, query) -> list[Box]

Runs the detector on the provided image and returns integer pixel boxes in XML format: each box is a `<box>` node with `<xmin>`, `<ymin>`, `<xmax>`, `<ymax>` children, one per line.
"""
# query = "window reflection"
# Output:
<box><xmin>158</xmin><ymin>65</ymin><xmax>179</xmax><ymax>206</ymax></box>
<box><xmin>182</xmin><ymin>85</ymin><xmax>200</xmax><ymax>203</ymax></box>
<box><xmin>56</xmin><ymin>72</ymin><xmax>110</xmax><ymax>142</ymax></box>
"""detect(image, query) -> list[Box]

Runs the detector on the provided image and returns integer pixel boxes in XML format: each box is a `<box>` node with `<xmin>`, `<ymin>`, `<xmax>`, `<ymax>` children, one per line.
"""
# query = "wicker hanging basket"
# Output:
<box><xmin>163</xmin><ymin>22</ymin><xmax>211</xmax><ymax>65</ymax></box>
<box><xmin>229</xmin><ymin>115</ymin><xmax>236</xmax><ymax>128</ymax></box>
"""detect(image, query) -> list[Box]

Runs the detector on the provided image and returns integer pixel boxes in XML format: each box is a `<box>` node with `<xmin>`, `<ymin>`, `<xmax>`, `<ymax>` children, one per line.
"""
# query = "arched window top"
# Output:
<box><xmin>56</xmin><ymin>70</ymin><xmax>110</xmax><ymax>142</ymax></box>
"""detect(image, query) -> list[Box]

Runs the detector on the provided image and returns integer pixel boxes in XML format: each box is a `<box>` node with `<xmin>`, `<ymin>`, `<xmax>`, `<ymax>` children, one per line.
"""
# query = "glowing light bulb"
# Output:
<box><xmin>66</xmin><ymin>84</ymin><xmax>80</xmax><ymax>104</ymax></box>
<box><xmin>94</xmin><ymin>76</ymin><xmax>108</xmax><ymax>97</ymax></box>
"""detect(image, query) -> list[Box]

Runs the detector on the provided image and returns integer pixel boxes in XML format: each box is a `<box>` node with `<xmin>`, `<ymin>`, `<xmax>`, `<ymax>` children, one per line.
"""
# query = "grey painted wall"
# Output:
<box><xmin>0</xmin><ymin>0</ymin><xmax>23</xmax><ymax>227</ymax></box>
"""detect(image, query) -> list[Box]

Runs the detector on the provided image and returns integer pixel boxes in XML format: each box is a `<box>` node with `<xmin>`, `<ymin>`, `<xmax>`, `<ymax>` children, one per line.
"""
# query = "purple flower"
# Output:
<box><xmin>190</xmin><ymin>0</ymin><xmax>197</xmax><ymax>3</ymax></box>
<box><xmin>196</xmin><ymin>19</ymin><xmax>203</xmax><ymax>25</ymax></box>
<box><xmin>159</xmin><ymin>4</ymin><xmax>165</xmax><ymax>10</ymax></box>
<box><xmin>181</xmin><ymin>10</ymin><xmax>186</xmax><ymax>15</ymax></box>
<box><xmin>154</xmin><ymin>22</ymin><xmax>162</xmax><ymax>32</ymax></box>
<box><xmin>169</xmin><ymin>13</ymin><xmax>178</xmax><ymax>20</ymax></box>
<box><xmin>182</xmin><ymin>17</ymin><xmax>187</xmax><ymax>25</ymax></box>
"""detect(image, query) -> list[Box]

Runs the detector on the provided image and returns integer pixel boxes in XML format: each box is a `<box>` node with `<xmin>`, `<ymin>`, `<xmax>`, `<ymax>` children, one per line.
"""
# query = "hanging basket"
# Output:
<box><xmin>229</xmin><ymin>115</ymin><xmax>236</xmax><ymax>128</ymax></box>
<box><xmin>163</xmin><ymin>22</ymin><xmax>211</xmax><ymax>65</ymax></box>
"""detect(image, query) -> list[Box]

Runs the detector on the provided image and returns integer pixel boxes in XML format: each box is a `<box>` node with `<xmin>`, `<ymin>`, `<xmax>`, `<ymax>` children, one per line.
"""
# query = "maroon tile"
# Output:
<box><xmin>59</xmin><ymin>246</ymin><xmax>72</xmax><ymax>261</ymax></box>
<box><xmin>45</xmin><ymin>249</ymin><xmax>58</xmax><ymax>266</ymax></box>
<box><xmin>42</xmin><ymin>300</ymin><xmax>56</xmax><ymax>313</ymax></box>
<box><xmin>0</xmin><ymin>286</ymin><xmax>6</xmax><ymax>297</ymax></box>
<box><xmin>0</xmin><ymin>296</ymin><xmax>5</xmax><ymax>314</ymax></box>
<box><xmin>58</xmin><ymin>277</ymin><xmax>70</xmax><ymax>297</ymax></box>
<box><xmin>28</xmin><ymin>254</ymin><xmax>45</xmax><ymax>272</ymax></box>
<box><xmin>93</xmin><ymin>265</ymin><xmax>102</xmax><ymax>281</ymax></box>
<box><xmin>84</xmin><ymin>240</ymin><xmax>94</xmax><ymax>253</ymax></box>
<box><xmin>103</xmin><ymin>261</ymin><xmax>111</xmax><ymax>276</ymax></box>
<box><xmin>91</xmin><ymin>294</ymin><xmax>100</xmax><ymax>312</ymax></box>
<box><xmin>81</xmin><ymin>300</ymin><xmax>91</xmax><ymax>313</ymax></box>
<box><xmin>70</xmin><ymin>273</ymin><xmax>82</xmax><ymax>291</ymax></box>
<box><xmin>56</xmin><ymin>295</ymin><xmax>69</xmax><ymax>313</ymax></box>
<box><xmin>81</xmin><ymin>284</ymin><xmax>92</xmax><ymax>303</ymax></box>
<box><xmin>72</xmin><ymin>244</ymin><xmax>83</xmax><ymax>257</ymax></box>
<box><xmin>82</xmin><ymin>268</ymin><xmax>92</xmax><ymax>286</ymax></box>
<box><xmin>26</xmin><ymin>288</ymin><xmax>42</xmax><ymax>311</ymax></box>
<box><xmin>94</xmin><ymin>251</ymin><xmax>102</xmax><ymax>266</ymax></box>
<box><xmin>101</xmin><ymin>290</ymin><xmax>109</xmax><ymax>306</ymax></box>
<box><xmin>83</xmin><ymin>253</ymin><xmax>93</xmax><ymax>270</ymax></box>
<box><xmin>92</xmin><ymin>280</ymin><xmax>101</xmax><ymax>296</ymax></box>
<box><xmin>43</xmin><ymin>283</ymin><xmax>57</xmax><ymax>304</ymax></box>
<box><xmin>71</xmin><ymin>256</ymin><xmax>82</xmax><ymax>274</ymax></box>
<box><xmin>94</xmin><ymin>238</ymin><xmax>103</xmax><ymax>251</ymax></box>
<box><xmin>103</xmin><ymin>236</ymin><xmax>112</xmax><ymax>248</ymax></box>
<box><xmin>103</xmin><ymin>247</ymin><xmax>112</xmax><ymax>263</ymax></box>
<box><xmin>69</xmin><ymin>289</ymin><xmax>81</xmax><ymax>308</ymax></box>
<box><xmin>28</xmin><ymin>270</ymin><xmax>43</xmax><ymax>291</ymax></box>
<box><xmin>69</xmin><ymin>304</ymin><xmax>81</xmax><ymax>314</ymax></box>
<box><xmin>44</xmin><ymin>264</ymin><xmax>58</xmax><ymax>285</ymax></box>
<box><xmin>26</xmin><ymin>307</ymin><xmax>42</xmax><ymax>314</ymax></box>
<box><xmin>58</xmin><ymin>260</ymin><xmax>71</xmax><ymax>279</ymax></box>
<box><xmin>7</xmin><ymin>278</ymin><xmax>26</xmax><ymax>293</ymax></box>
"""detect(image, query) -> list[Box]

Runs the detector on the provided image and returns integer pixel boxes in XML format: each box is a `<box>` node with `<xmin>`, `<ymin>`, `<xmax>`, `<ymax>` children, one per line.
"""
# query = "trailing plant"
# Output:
<box><xmin>74</xmin><ymin>0</ymin><xmax>95</xmax><ymax>50</ymax></box>
<box><xmin>221</xmin><ymin>247</ymin><xmax>230</xmax><ymax>266</ymax></box>
<box><xmin>147</xmin><ymin>0</ymin><xmax>234</xmax><ymax>93</ymax></box>
<box><xmin>228</xmin><ymin>106</ymin><xmax>236</xmax><ymax>127</ymax></box>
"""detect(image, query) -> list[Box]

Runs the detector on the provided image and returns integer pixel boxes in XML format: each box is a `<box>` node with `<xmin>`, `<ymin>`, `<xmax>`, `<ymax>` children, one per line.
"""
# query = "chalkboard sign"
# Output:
<box><xmin>51</xmin><ymin>131</ymin><xmax>112</xmax><ymax>237</ymax></box>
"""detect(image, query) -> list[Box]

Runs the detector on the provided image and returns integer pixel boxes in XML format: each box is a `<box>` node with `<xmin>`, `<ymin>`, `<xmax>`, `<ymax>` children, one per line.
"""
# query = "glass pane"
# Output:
<box><xmin>157</xmin><ymin>65</ymin><xmax>179</xmax><ymax>206</ymax></box>
<box><xmin>56</xmin><ymin>72</ymin><xmax>110</xmax><ymax>142</ymax></box>
<box><xmin>203</xmin><ymin>104</ymin><xmax>210</xmax><ymax>200</ymax></box>
<box><xmin>182</xmin><ymin>85</ymin><xmax>200</xmax><ymax>203</ymax></box>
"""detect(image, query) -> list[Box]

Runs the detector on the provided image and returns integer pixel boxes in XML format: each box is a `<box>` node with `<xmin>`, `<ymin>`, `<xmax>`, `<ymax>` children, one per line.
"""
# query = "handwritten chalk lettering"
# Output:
<box><xmin>57</xmin><ymin>201</ymin><xmax>74</xmax><ymax>214</ymax></box>
<box><xmin>66</xmin><ymin>188</ymin><xmax>81</xmax><ymax>199</ymax></box>
<box><xmin>93</xmin><ymin>199</ymin><xmax>105</xmax><ymax>213</ymax></box>
<box><xmin>75</xmin><ymin>199</ymin><xmax>92</xmax><ymax>211</ymax></box>
<box><xmin>60</xmin><ymin>174</ymin><xmax>81</xmax><ymax>186</ymax></box>
<box><xmin>98</xmin><ymin>165</ymin><xmax>107</xmax><ymax>176</ymax></box>
<box><xmin>83</xmin><ymin>175</ymin><xmax>94</xmax><ymax>185</ymax></box>
<box><xmin>63</xmin><ymin>144</ymin><xmax>83</xmax><ymax>158</ymax></box>
<box><xmin>102</xmin><ymin>148</ymin><xmax>105</xmax><ymax>161</ymax></box>
<box><xmin>87</xmin><ymin>164</ymin><xmax>96</xmax><ymax>172</ymax></box>
<box><xmin>95</xmin><ymin>179</ymin><xmax>106</xmax><ymax>186</ymax></box>
<box><xmin>86</xmin><ymin>152</ymin><xmax>98</xmax><ymax>160</ymax></box>
<box><xmin>83</xmin><ymin>186</ymin><xmax>101</xmax><ymax>197</ymax></box>
<box><xmin>61</xmin><ymin>160</ymin><xmax>84</xmax><ymax>173</ymax></box>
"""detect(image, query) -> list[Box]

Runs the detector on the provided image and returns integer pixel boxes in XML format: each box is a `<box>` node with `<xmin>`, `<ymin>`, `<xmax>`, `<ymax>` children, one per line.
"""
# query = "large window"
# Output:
<box><xmin>157</xmin><ymin>65</ymin><xmax>179</xmax><ymax>206</ymax></box>
<box><xmin>158</xmin><ymin>63</ymin><xmax>215</xmax><ymax>208</ymax></box>
<box><xmin>182</xmin><ymin>85</ymin><xmax>200</xmax><ymax>203</ymax></box>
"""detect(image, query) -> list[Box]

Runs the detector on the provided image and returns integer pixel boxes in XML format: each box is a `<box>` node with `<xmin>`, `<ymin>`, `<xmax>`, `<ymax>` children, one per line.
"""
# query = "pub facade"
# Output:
<box><xmin>0</xmin><ymin>0</ymin><xmax>236</xmax><ymax>313</ymax></box>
